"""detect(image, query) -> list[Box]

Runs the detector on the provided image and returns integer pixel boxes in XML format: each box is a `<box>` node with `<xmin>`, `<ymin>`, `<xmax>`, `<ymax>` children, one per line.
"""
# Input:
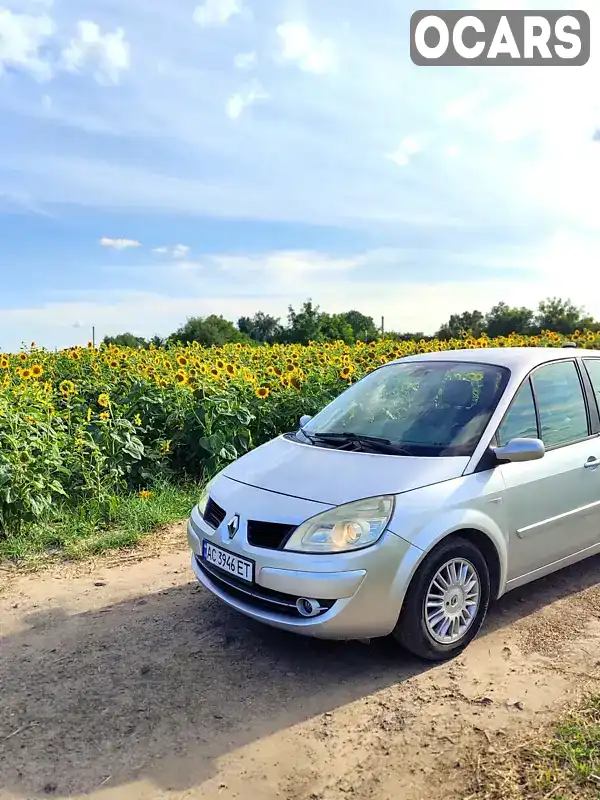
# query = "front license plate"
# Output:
<box><xmin>202</xmin><ymin>540</ymin><xmax>254</xmax><ymax>584</ymax></box>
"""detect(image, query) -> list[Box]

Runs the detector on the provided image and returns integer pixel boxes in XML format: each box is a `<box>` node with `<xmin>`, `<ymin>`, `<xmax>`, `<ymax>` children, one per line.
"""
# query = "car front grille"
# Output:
<box><xmin>195</xmin><ymin>556</ymin><xmax>334</xmax><ymax>618</ymax></box>
<box><xmin>247</xmin><ymin>520</ymin><xmax>296</xmax><ymax>550</ymax></box>
<box><xmin>203</xmin><ymin>497</ymin><xmax>226</xmax><ymax>529</ymax></box>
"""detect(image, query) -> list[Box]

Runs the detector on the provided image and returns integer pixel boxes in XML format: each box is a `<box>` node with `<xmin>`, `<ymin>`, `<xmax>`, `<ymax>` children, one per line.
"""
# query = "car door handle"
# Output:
<box><xmin>584</xmin><ymin>457</ymin><xmax>600</xmax><ymax>468</ymax></box>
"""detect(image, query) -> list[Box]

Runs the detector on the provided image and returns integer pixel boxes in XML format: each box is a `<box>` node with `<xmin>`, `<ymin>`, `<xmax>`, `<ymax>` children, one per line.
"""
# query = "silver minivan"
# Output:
<box><xmin>187</xmin><ymin>346</ymin><xmax>600</xmax><ymax>660</ymax></box>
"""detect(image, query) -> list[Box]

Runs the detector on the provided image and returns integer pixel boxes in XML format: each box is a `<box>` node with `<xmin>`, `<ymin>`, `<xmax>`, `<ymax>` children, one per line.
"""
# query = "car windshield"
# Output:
<box><xmin>300</xmin><ymin>360</ymin><xmax>510</xmax><ymax>457</ymax></box>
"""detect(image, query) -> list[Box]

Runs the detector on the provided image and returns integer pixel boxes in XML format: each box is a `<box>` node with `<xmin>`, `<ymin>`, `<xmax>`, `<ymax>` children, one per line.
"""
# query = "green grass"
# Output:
<box><xmin>0</xmin><ymin>479</ymin><xmax>201</xmax><ymax>565</ymax></box>
<box><xmin>470</xmin><ymin>696</ymin><xmax>600</xmax><ymax>799</ymax></box>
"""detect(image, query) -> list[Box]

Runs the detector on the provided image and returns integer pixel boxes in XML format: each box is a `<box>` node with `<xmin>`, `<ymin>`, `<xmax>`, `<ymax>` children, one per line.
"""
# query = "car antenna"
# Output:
<box><xmin>563</xmin><ymin>342</ymin><xmax>577</xmax><ymax>348</ymax></box>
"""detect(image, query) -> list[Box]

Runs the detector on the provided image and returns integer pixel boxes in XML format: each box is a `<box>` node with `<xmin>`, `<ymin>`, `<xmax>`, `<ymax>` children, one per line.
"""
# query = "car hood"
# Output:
<box><xmin>222</xmin><ymin>435</ymin><xmax>470</xmax><ymax>506</ymax></box>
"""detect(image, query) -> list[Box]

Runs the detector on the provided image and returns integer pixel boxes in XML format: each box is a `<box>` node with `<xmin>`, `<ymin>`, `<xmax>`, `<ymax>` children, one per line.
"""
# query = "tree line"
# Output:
<box><xmin>102</xmin><ymin>296</ymin><xmax>597</xmax><ymax>349</ymax></box>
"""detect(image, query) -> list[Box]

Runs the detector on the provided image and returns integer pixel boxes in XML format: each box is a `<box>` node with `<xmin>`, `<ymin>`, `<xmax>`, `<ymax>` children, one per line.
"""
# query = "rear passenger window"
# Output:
<box><xmin>497</xmin><ymin>381</ymin><xmax>538</xmax><ymax>446</ymax></box>
<box><xmin>532</xmin><ymin>361</ymin><xmax>588</xmax><ymax>448</ymax></box>
<box><xmin>584</xmin><ymin>360</ymin><xmax>600</xmax><ymax>414</ymax></box>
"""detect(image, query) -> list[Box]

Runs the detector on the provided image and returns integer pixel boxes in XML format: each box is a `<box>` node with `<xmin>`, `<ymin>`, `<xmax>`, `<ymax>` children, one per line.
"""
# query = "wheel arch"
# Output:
<box><xmin>393</xmin><ymin>518</ymin><xmax>508</xmax><ymax>617</ymax></box>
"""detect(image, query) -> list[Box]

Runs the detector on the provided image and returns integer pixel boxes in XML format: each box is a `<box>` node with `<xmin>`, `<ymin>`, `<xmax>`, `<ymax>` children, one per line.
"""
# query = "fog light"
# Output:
<box><xmin>296</xmin><ymin>598</ymin><xmax>322</xmax><ymax>617</ymax></box>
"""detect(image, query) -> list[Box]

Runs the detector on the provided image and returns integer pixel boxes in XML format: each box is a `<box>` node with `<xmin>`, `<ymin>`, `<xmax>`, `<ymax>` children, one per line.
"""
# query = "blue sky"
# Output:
<box><xmin>0</xmin><ymin>0</ymin><xmax>599</xmax><ymax>350</ymax></box>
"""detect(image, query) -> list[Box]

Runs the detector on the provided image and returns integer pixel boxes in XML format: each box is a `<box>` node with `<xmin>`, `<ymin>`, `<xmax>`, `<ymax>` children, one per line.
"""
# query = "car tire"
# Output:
<box><xmin>393</xmin><ymin>536</ymin><xmax>491</xmax><ymax>662</ymax></box>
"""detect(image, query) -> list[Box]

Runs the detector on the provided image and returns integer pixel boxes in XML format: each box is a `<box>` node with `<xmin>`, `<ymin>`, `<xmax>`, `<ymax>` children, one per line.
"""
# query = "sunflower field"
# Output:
<box><xmin>0</xmin><ymin>328</ymin><xmax>597</xmax><ymax>541</ymax></box>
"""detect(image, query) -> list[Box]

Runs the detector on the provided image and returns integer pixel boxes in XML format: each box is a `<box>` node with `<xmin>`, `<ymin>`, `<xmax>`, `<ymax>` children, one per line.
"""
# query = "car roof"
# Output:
<box><xmin>389</xmin><ymin>346</ymin><xmax>600</xmax><ymax>371</ymax></box>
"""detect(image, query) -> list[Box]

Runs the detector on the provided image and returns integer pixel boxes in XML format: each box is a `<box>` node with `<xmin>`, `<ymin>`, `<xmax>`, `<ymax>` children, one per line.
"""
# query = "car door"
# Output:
<box><xmin>497</xmin><ymin>359</ymin><xmax>600</xmax><ymax>583</ymax></box>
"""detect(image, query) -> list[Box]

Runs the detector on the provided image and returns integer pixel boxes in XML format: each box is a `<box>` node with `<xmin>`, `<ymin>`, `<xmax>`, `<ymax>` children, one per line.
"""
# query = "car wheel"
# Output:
<box><xmin>393</xmin><ymin>536</ymin><xmax>490</xmax><ymax>662</ymax></box>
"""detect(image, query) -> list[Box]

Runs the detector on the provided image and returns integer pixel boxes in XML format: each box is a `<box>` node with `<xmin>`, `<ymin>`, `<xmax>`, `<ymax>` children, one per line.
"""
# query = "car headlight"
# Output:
<box><xmin>196</xmin><ymin>470</ymin><xmax>224</xmax><ymax>517</ymax></box>
<box><xmin>284</xmin><ymin>495</ymin><xmax>395</xmax><ymax>554</ymax></box>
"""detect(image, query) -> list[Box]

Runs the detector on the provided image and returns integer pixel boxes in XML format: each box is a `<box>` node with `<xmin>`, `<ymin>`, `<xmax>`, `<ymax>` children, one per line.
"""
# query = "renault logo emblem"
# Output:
<box><xmin>227</xmin><ymin>514</ymin><xmax>240</xmax><ymax>539</ymax></box>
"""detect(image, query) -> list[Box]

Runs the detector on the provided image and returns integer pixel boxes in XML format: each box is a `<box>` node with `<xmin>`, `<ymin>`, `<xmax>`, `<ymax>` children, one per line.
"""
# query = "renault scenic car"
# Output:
<box><xmin>187</xmin><ymin>346</ymin><xmax>600</xmax><ymax>661</ymax></box>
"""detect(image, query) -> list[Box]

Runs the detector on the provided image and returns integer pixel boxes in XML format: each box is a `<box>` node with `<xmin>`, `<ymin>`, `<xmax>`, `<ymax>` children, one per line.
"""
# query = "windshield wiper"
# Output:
<box><xmin>311</xmin><ymin>432</ymin><xmax>412</xmax><ymax>456</ymax></box>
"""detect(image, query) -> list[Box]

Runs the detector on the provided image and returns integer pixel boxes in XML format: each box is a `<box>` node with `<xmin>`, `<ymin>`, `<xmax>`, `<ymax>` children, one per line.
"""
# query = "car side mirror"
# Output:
<box><xmin>299</xmin><ymin>415</ymin><xmax>312</xmax><ymax>428</ymax></box>
<box><xmin>492</xmin><ymin>437</ymin><xmax>545</xmax><ymax>463</ymax></box>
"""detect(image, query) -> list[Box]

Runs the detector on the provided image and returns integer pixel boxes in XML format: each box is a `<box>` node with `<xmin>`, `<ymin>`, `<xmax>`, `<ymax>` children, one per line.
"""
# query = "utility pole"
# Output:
<box><xmin>381</xmin><ymin>316</ymin><xmax>384</xmax><ymax>336</ymax></box>
<box><xmin>92</xmin><ymin>326</ymin><xmax>95</xmax><ymax>348</ymax></box>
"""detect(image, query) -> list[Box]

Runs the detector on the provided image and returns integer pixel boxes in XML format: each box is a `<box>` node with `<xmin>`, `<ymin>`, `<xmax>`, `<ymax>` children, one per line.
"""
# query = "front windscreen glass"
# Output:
<box><xmin>300</xmin><ymin>360</ymin><xmax>509</xmax><ymax>457</ymax></box>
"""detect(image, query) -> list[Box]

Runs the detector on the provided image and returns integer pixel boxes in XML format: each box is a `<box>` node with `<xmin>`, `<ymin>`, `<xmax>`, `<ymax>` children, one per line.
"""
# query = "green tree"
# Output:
<box><xmin>338</xmin><ymin>310</ymin><xmax>380</xmax><ymax>342</ymax></box>
<box><xmin>169</xmin><ymin>315</ymin><xmax>250</xmax><ymax>347</ymax></box>
<box><xmin>283</xmin><ymin>300</ymin><xmax>324</xmax><ymax>344</ymax></box>
<box><xmin>484</xmin><ymin>302</ymin><xmax>535</xmax><ymax>337</ymax></box>
<box><xmin>237</xmin><ymin>312</ymin><xmax>282</xmax><ymax>344</ymax></box>
<box><xmin>318</xmin><ymin>313</ymin><xmax>355</xmax><ymax>343</ymax></box>
<box><xmin>436</xmin><ymin>310</ymin><xmax>485</xmax><ymax>340</ymax></box>
<box><xmin>102</xmin><ymin>332</ymin><xmax>148</xmax><ymax>349</ymax></box>
<box><xmin>534</xmin><ymin>297</ymin><xmax>594</xmax><ymax>335</ymax></box>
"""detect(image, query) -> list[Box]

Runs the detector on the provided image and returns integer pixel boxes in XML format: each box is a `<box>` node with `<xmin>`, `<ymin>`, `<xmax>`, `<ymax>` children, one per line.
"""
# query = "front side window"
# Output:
<box><xmin>532</xmin><ymin>361</ymin><xmax>588</xmax><ymax>448</ymax></box>
<box><xmin>497</xmin><ymin>380</ymin><xmax>538</xmax><ymax>447</ymax></box>
<box><xmin>301</xmin><ymin>360</ymin><xmax>509</xmax><ymax>456</ymax></box>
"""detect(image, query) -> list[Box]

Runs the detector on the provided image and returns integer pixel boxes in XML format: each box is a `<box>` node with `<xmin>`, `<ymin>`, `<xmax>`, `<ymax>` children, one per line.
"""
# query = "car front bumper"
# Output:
<box><xmin>187</xmin><ymin>478</ymin><xmax>423</xmax><ymax>640</ymax></box>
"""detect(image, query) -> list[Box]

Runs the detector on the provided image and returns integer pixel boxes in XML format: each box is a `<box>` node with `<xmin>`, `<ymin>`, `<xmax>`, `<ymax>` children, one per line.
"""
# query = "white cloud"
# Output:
<box><xmin>234</xmin><ymin>51</ymin><xmax>256</xmax><ymax>70</ymax></box>
<box><xmin>152</xmin><ymin>243</ymin><xmax>190</xmax><ymax>259</ymax></box>
<box><xmin>2</xmin><ymin>261</ymin><xmax>596</xmax><ymax>352</ymax></box>
<box><xmin>172</xmin><ymin>244</ymin><xmax>190</xmax><ymax>258</ymax></box>
<box><xmin>276</xmin><ymin>22</ymin><xmax>336</xmax><ymax>74</ymax></box>
<box><xmin>387</xmin><ymin>136</ymin><xmax>422</xmax><ymax>167</ymax></box>
<box><xmin>61</xmin><ymin>21</ymin><xmax>130</xmax><ymax>85</ymax></box>
<box><xmin>213</xmin><ymin>250</ymin><xmax>360</xmax><ymax>280</ymax></box>
<box><xmin>225</xmin><ymin>80</ymin><xmax>268</xmax><ymax>119</ymax></box>
<box><xmin>441</xmin><ymin>90</ymin><xmax>488</xmax><ymax>122</ymax></box>
<box><xmin>444</xmin><ymin>144</ymin><xmax>461</xmax><ymax>158</ymax></box>
<box><xmin>192</xmin><ymin>0</ymin><xmax>244</xmax><ymax>27</ymax></box>
<box><xmin>0</xmin><ymin>8</ymin><xmax>54</xmax><ymax>81</ymax></box>
<box><xmin>100</xmin><ymin>237</ymin><xmax>141</xmax><ymax>250</ymax></box>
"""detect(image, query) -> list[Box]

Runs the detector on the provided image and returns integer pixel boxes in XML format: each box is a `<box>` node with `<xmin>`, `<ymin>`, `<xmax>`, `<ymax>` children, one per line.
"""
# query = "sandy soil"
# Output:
<box><xmin>2</xmin><ymin>528</ymin><xmax>600</xmax><ymax>800</ymax></box>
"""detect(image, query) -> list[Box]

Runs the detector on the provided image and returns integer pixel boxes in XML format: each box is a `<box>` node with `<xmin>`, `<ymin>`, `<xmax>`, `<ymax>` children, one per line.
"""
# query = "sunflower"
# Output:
<box><xmin>59</xmin><ymin>379</ymin><xmax>76</xmax><ymax>396</ymax></box>
<box><xmin>100</xmin><ymin>411</ymin><xmax>110</xmax><ymax>421</ymax></box>
<box><xmin>291</xmin><ymin>375</ymin><xmax>302</xmax><ymax>390</ymax></box>
<box><xmin>18</xmin><ymin>352</ymin><xmax>27</xmax><ymax>363</ymax></box>
<box><xmin>139</xmin><ymin>490</ymin><xmax>153</xmax><ymax>500</ymax></box>
<box><xmin>176</xmin><ymin>355</ymin><xmax>188</xmax><ymax>367</ymax></box>
<box><xmin>175</xmin><ymin>370</ymin><xmax>188</xmax><ymax>385</ymax></box>
<box><xmin>109</xmin><ymin>359</ymin><xmax>119</xmax><ymax>368</ymax></box>
<box><xmin>225</xmin><ymin>363</ymin><xmax>236</xmax><ymax>376</ymax></box>
<box><xmin>134</xmin><ymin>413</ymin><xmax>142</xmax><ymax>426</ymax></box>
<box><xmin>98</xmin><ymin>393</ymin><xmax>110</xmax><ymax>408</ymax></box>
<box><xmin>21</xmin><ymin>368</ymin><xmax>32</xmax><ymax>379</ymax></box>
<box><xmin>31</xmin><ymin>364</ymin><xmax>43</xmax><ymax>378</ymax></box>
<box><xmin>216</xmin><ymin>359</ymin><xmax>225</xmax><ymax>370</ymax></box>
<box><xmin>0</xmin><ymin>356</ymin><xmax>8</xmax><ymax>369</ymax></box>
<box><xmin>255</xmin><ymin>386</ymin><xmax>270</xmax><ymax>399</ymax></box>
<box><xmin>340</xmin><ymin>367</ymin><xmax>351</xmax><ymax>380</ymax></box>
<box><xmin>162</xmin><ymin>441</ymin><xmax>171</xmax><ymax>453</ymax></box>
<box><xmin>210</xmin><ymin>367</ymin><xmax>220</xmax><ymax>378</ymax></box>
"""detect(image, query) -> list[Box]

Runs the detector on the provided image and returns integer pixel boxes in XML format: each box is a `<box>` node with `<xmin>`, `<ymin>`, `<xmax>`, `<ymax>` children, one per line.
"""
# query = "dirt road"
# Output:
<box><xmin>2</xmin><ymin>529</ymin><xmax>600</xmax><ymax>800</ymax></box>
